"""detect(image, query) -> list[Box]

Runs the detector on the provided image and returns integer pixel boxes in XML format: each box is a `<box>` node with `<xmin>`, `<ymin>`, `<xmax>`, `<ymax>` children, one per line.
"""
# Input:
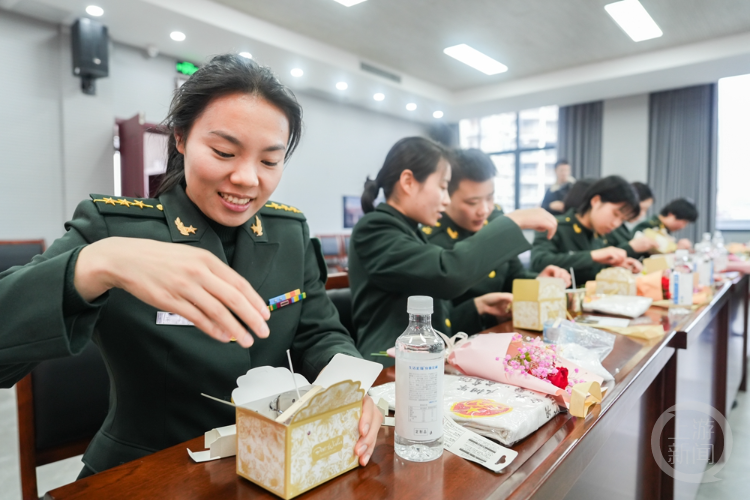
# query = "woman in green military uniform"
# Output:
<box><xmin>633</xmin><ymin>197</ymin><xmax>698</xmax><ymax>250</ymax></box>
<box><xmin>348</xmin><ymin>137</ymin><xmax>559</xmax><ymax>365</ymax></box>
<box><xmin>426</xmin><ymin>149</ymin><xmax>570</xmax><ymax>331</ymax></box>
<box><xmin>0</xmin><ymin>55</ymin><xmax>381</xmax><ymax>476</ymax></box>
<box><xmin>531</xmin><ymin>176</ymin><xmax>643</xmax><ymax>284</ymax></box>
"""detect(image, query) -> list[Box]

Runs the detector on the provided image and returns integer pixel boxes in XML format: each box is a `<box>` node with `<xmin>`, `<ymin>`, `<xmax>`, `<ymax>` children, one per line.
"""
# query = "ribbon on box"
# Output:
<box><xmin>569</xmin><ymin>381</ymin><xmax>603</xmax><ymax>418</ymax></box>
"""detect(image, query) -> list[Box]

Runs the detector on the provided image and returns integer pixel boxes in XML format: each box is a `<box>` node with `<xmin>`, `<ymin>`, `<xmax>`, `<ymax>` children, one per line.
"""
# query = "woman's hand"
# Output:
<box><xmin>506</xmin><ymin>208</ymin><xmax>558</xmax><ymax>239</ymax></box>
<box><xmin>355</xmin><ymin>396</ymin><xmax>383</xmax><ymax>466</ymax></box>
<box><xmin>475</xmin><ymin>292</ymin><xmax>514</xmax><ymax>321</ymax></box>
<box><xmin>548</xmin><ymin>201</ymin><xmax>565</xmax><ymax>212</ymax></box>
<box><xmin>619</xmin><ymin>257</ymin><xmax>643</xmax><ymax>274</ymax></box>
<box><xmin>591</xmin><ymin>247</ymin><xmax>627</xmax><ymax>266</ymax></box>
<box><xmin>75</xmin><ymin>237</ymin><xmax>270</xmax><ymax>347</ymax></box>
<box><xmin>537</xmin><ymin>265</ymin><xmax>572</xmax><ymax>287</ymax></box>
<box><xmin>677</xmin><ymin>238</ymin><xmax>693</xmax><ymax>250</ymax></box>
<box><xmin>629</xmin><ymin>236</ymin><xmax>658</xmax><ymax>253</ymax></box>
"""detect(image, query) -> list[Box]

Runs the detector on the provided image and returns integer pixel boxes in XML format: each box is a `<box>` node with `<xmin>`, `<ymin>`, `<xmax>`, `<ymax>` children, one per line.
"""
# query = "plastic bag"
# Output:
<box><xmin>542</xmin><ymin>320</ymin><xmax>615</xmax><ymax>381</ymax></box>
<box><xmin>583</xmin><ymin>295</ymin><xmax>652</xmax><ymax>318</ymax></box>
<box><xmin>368</xmin><ymin>375</ymin><xmax>560</xmax><ymax>446</ymax></box>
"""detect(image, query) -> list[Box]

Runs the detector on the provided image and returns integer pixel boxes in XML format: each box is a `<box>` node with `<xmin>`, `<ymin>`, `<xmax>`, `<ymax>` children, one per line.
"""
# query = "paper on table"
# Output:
<box><xmin>187</xmin><ymin>449</ymin><xmax>220</xmax><ymax>463</ymax></box>
<box><xmin>187</xmin><ymin>424</ymin><xmax>238</xmax><ymax>463</ymax></box>
<box><xmin>442</xmin><ymin>417</ymin><xmax>518</xmax><ymax>473</ymax></box>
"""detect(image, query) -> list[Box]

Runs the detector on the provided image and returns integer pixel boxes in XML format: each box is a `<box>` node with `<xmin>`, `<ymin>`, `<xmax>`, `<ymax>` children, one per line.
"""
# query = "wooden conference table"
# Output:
<box><xmin>46</xmin><ymin>275</ymin><xmax>749</xmax><ymax>500</ymax></box>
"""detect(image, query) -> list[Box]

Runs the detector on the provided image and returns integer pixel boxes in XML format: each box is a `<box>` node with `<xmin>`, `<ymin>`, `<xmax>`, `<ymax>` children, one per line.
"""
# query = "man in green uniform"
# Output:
<box><xmin>633</xmin><ymin>198</ymin><xmax>698</xmax><ymax>250</ymax></box>
<box><xmin>426</xmin><ymin>149</ymin><xmax>570</xmax><ymax>331</ymax></box>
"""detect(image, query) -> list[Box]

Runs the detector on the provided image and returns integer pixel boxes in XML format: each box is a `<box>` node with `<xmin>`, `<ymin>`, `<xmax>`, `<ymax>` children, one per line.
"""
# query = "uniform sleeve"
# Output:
<box><xmin>530</xmin><ymin>229</ymin><xmax>595</xmax><ymax>272</ymax></box>
<box><xmin>449</xmin><ymin>299</ymin><xmax>484</xmax><ymax>335</ymax></box>
<box><xmin>502</xmin><ymin>257</ymin><xmax>538</xmax><ymax>292</ymax></box>
<box><xmin>0</xmin><ymin>200</ymin><xmax>109</xmax><ymax>388</ymax></box>
<box><xmin>293</xmin><ymin>224</ymin><xmax>361</xmax><ymax>380</ymax></box>
<box><xmin>353</xmin><ymin>215</ymin><xmax>530</xmax><ymax>300</ymax></box>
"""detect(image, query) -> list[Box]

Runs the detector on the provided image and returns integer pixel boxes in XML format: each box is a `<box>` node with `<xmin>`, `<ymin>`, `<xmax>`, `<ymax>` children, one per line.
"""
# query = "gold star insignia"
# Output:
<box><xmin>175</xmin><ymin>217</ymin><xmax>197</xmax><ymax>236</ymax></box>
<box><xmin>447</xmin><ymin>227</ymin><xmax>458</xmax><ymax>240</ymax></box>
<box><xmin>102</xmin><ymin>197</ymin><xmax>116</xmax><ymax>205</ymax></box>
<box><xmin>489</xmin><ymin>270</ymin><xmax>496</xmax><ymax>278</ymax></box>
<box><xmin>573</xmin><ymin>223</ymin><xmax>582</xmax><ymax>234</ymax></box>
<box><xmin>421</xmin><ymin>226</ymin><xmax>433</xmax><ymax>235</ymax></box>
<box><xmin>250</xmin><ymin>216</ymin><xmax>263</xmax><ymax>236</ymax></box>
<box><xmin>116</xmin><ymin>198</ymin><xmax>131</xmax><ymax>207</ymax></box>
<box><xmin>130</xmin><ymin>200</ymin><xmax>153</xmax><ymax>209</ymax></box>
<box><xmin>266</xmin><ymin>202</ymin><xmax>281</xmax><ymax>210</ymax></box>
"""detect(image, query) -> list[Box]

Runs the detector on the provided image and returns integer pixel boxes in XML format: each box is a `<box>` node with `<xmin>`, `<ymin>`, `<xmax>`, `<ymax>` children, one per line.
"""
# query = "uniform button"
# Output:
<box><xmin>445</xmin><ymin>319</ymin><xmax>451</xmax><ymax>328</ymax></box>
<box><xmin>489</xmin><ymin>270</ymin><xmax>496</xmax><ymax>278</ymax></box>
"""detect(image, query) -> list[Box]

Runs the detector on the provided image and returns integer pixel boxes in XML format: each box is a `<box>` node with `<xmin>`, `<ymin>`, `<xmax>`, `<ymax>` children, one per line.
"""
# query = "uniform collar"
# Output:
<box><xmin>438</xmin><ymin>212</ymin><xmax>474</xmax><ymax>241</ymax></box>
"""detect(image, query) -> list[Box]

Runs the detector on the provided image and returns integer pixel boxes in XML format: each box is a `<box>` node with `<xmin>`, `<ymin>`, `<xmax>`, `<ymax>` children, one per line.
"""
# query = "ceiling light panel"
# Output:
<box><xmin>605</xmin><ymin>0</ymin><xmax>663</xmax><ymax>42</ymax></box>
<box><xmin>86</xmin><ymin>5</ymin><xmax>103</xmax><ymax>17</ymax></box>
<box><xmin>443</xmin><ymin>44</ymin><xmax>508</xmax><ymax>75</ymax></box>
<box><xmin>333</xmin><ymin>0</ymin><xmax>367</xmax><ymax>6</ymax></box>
<box><xmin>170</xmin><ymin>31</ymin><xmax>186</xmax><ymax>41</ymax></box>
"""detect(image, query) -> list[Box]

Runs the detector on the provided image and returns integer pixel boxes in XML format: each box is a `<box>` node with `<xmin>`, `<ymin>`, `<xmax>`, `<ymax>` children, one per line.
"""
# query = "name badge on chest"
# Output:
<box><xmin>156</xmin><ymin>311</ymin><xmax>195</xmax><ymax>326</ymax></box>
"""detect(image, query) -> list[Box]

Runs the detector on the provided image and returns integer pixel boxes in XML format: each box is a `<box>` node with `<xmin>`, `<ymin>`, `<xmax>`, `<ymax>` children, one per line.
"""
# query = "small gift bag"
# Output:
<box><xmin>595</xmin><ymin>267</ymin><xmax>637</xmax><ymax>296</ymax></box>
<box><xmin>512</xmin><ymin>278</ymin><xmax>566</xmax><ymax>331</ymax></box>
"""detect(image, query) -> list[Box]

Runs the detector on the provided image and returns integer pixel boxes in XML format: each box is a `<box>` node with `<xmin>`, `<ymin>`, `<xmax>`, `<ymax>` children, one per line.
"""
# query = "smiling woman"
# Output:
<box><xmin>0</xmin><ymin>54</ymin><xmax>381</xmax><ymax>478</ymax></box>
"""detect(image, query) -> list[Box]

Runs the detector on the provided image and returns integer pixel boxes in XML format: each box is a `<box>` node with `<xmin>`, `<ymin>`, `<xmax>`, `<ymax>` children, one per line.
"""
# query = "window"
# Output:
<box><xmin>459</xmin><ymin>106</ymin><xmax>558</xmax><ymax>211</ymax></box>
<box><xmin>717</xmin><ymin>74</ymin><xmax>750</xmax><ymax>230</ymax></box>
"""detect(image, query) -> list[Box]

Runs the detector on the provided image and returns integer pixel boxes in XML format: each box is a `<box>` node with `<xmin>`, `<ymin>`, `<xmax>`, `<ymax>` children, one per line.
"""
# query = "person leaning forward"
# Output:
<box><xmin>426</xmin><ymin>148</ymin><xmax>570</xmax><ymax>331</ymax></box>
<box><xmin>349</xmin><ymin>138</ymin><xmax>558</xmax><ymax>366</ymax></box>
<box><xmin>0</xmin><ymin>54</ymin><xmax>381</xmax><ymax>477</ymax></box>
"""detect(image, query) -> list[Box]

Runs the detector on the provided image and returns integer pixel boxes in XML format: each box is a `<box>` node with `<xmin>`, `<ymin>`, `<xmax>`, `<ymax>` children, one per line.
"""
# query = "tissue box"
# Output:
<box><xmin>512</xmin><ymin>278</ymin><xmax>566</xmax><ymax>331</ymax></box>
<box><xmin>595</xmin><ymin>267</ymin><xmax>636</xmax><ymax>296</ymax></box>
<box><xmin>231</xmin><ymin>355</ymin><xmax>382</xmax><ymax>500</ymax></box>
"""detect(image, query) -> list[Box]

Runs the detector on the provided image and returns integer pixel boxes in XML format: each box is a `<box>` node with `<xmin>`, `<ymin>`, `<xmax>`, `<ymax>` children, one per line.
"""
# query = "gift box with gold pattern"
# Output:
<box><xmin>512</xmin><ymin>278</ymin><xmax>566</xmax><ymax>331</ymax></box>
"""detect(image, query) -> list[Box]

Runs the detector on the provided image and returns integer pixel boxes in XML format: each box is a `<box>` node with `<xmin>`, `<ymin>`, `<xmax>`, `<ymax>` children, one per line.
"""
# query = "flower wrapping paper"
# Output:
<box><xmin>447</xmin><ymin>333</ymin><xmax>604</xmax><ymax>410</ymax></box>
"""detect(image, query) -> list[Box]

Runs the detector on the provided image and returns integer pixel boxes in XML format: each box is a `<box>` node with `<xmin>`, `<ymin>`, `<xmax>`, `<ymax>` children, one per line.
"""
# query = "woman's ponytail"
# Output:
<box><xmin>361</xmin><ymin>177</ymin><xmax>380</xmax><ymax>213</ymax></box>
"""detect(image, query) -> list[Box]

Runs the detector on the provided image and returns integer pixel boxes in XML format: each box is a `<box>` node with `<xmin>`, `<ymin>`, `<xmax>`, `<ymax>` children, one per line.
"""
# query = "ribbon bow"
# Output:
<box><xmin>436</xmin><ymin>330</ymin><xmax>470</xmax><ymax>358</ymax></box>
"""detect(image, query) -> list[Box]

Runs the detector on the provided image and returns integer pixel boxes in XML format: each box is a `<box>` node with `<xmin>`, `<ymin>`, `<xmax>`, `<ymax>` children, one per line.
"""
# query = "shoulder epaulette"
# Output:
<box><xmin>557</xmin><ymin>214</ymin><xmax>574</xmax><ymax>225</ymax></box>
<box><xmin>89</xmin><ymin>194</ymin><xmax>165</xmax><ymax>218</ymax></box>
<box><xmin>260</xmin><ymin>201</ymin><xmax>306</xmax><ymax>220</ymax></box>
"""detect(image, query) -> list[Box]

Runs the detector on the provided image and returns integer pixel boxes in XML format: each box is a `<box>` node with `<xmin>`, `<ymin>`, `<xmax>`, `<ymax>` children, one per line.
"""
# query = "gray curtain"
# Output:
<box><xmin>647</xmin><ymin>84</ymin><xmax>717</xmax><ymax>242</ymax></box>
<box><xmin>557</xmin><ymin>101</ymin><xmax>603</xmax><ymax>179</ymax></box>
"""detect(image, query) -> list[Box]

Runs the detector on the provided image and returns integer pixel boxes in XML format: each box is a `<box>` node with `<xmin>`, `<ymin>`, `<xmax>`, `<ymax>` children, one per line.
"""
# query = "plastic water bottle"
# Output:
<box><xmin>671</xmin><ymin>249</ymin><xmax>694</xmax><ymax>314</ymax></box>
<box><xmin>694</xmin><ymin>233</ymin><xmax>714</xmax><ymax>286</ymax></box>
<box><xmin>712</xmin><ymin>231</ymin><xmax>728</xmax><ymax>272</ymax></box>
<box><xmin>395</xmin><ymin>296</ymin><xmax>445</xmax><ymax>462</ymax></box>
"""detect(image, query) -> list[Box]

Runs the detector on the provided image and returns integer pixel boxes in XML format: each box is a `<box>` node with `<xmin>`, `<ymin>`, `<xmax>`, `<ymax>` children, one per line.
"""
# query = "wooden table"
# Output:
<box><xmin>45</xmin><ymin>276</ymin><xmax>748</xmax><ymax>500</ymax></box>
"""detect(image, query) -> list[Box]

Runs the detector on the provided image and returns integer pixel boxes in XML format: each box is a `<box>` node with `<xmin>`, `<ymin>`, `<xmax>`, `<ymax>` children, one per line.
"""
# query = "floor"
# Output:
<box><xmin>0</xmin><ymin>377</ymin><xmax>748</xmax><ymax>499</ymax></box>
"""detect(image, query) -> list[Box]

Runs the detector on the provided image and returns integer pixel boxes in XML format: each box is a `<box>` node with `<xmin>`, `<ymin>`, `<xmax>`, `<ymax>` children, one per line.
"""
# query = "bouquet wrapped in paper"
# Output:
<box><xmin>638</xmin><ymin>228</ymin><xmax>677</xmax><ymax>254</ymax></box>
<box><xmin>447</xmin><ymin>332</ymin><xmax>604</xmax><ymax>416</ymax></box>
<box><xmin>595</xmin><ymin>267</ymin><xmax>637</xmax><ymax>296</ymax></box>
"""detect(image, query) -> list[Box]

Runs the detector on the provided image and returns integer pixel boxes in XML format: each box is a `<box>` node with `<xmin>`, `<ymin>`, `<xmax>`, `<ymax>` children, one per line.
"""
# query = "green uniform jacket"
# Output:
<box><xmin>0</xmin><ymin>185</ymin><xmax>360</xmax><ymax>474</ymax></box>
<box><xmin>425</xmin><ymin>209</ymin><xmax>536</xmax><ymax>331</ymax></box>
<box><xmin>633</xmin><ymin>215</ymin><xmax>668</xmax><ymax>234</ymax></box>
<box><xmin>530</xmin><ymin>209</ymin><xmax>610</xmax><ymax>284</ymax></box>
<box><xmin>348</xmin><ymin>203</ymin><xmax>530</xmax><ymax>366</ymax></box>
<box><xmin>607</xmin><ymin>224</ymin><xmax>641</xmax><ymax>258</ymax></box>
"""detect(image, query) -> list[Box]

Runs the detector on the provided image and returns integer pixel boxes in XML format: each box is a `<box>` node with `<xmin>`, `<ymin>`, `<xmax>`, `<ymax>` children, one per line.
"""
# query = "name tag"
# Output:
<box><xmin>156</xmin><ymin>311</ymin><xmax>195</xmax><ymax>326</ymax></box>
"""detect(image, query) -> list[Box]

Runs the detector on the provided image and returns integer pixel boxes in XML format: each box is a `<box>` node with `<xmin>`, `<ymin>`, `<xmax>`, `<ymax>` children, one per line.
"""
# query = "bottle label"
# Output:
<box><xmin>671</xmin><ymin>272</ymin><xmax>693</xmax><ymax>306</ymax></box>
<box><xmin>697</xmin><ymin>261</ymin><xmax>712</xmax><ymax>287</ymax></box>
<box><xmin>395</xmin><ymin>356</ymin><xmax>444</xmax><ymax>441</ymax></box>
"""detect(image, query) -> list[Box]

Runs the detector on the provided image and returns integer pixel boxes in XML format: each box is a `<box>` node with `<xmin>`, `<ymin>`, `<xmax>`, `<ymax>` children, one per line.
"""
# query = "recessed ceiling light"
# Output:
<box><xmin>406</xmin><ymin>103</ymin><xmax>417</xmax><ymax>111</ymax></box>
<box><xmin>336</xmin><ymin>82</ymin><xmax>348</xmax><ymax>90</ymax></box>
<box><xmin>373</xmin><ymin>93</ymin><xmax>385</xmax><ymax>101</ymax></box>
<box><xmin>85</xmin><ymin>5</ymin><xmax>103</xmax><ymax>17</ymax></box>
<box><xmin>333</xmin><ymin>0</ymin><xmax>367</xmax><ymax>6</ymax></box>
<box><xmin>290</xmin><ymin>68</ymin><xmax>304</xmax><ymax>77</ymax></box>
<box><xmin>605</xmin><ymin>0</ymin><xmax>663</xmax><ymax>42</ymax></box>
<box><xmin>239</xmin><ymin>52</ymin><xmax>252</xmax><ymax>59</ymax></box>
<box><xmin>170</xmin><ymin>31</ymin><xmax>186</xmax><ymax>42</ymax></box>
<box><xmin>443</xmin><ymin>44</ymin><xmax>508</xmax><ymax>75</ymax></box>
<box><xmin>433</xmin><ymin>111</ymin><xmax>444</xmax><ymax>119</ymax></box>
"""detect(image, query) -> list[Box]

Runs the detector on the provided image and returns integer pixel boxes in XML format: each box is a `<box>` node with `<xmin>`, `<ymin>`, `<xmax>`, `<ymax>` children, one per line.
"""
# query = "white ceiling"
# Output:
<box><xmin>4</xmin><ymin>0</ymin><xmax>750</xmax><ymax>123</ymax></box>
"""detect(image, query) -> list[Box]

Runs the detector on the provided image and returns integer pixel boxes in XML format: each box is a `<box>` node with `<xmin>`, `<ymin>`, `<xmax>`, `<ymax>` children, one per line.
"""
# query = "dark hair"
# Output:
<box><xmin>577</xmin><ymin>175</ymin><xmax>640</xmax><ymax>220</ymax></box>
<box><xmin>361</xmin><ymin>137</ymin><xmax>449</xmax><ymax>213</ymax></box>
<box><xmin>555</xmin><ymin>159</ymin><xmax>570</xmax><ymax>169</ymax></box>
<box><xmin>155</xmin><ymin>54</ymin><xmax>303</xmax><ymax>196</ymax></box>
<box><xmin>632</xmin><ymin>182</ymin><xmax>653</xmax><ymax>202</ymax></box>
<box><xmin>660</xmin><ymin>198</ymin><xmax>698</xmax><ymax>222</ymax></box>
<box><xmin>563</xmin><ymin>178</ymin><xmax>596</xmax><ymax>212</ymax></box>
<box><xmin>447</xmin><ymin>149</ymin><xmax>497</xmax><ymax>195</ymax></box>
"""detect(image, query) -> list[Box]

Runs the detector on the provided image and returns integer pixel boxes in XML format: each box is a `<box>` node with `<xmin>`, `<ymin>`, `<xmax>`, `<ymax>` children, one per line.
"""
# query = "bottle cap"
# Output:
<box><xmin>407</xmin><ymin>296</ymin><xmax>433</xmax><ymax>314</ymax></box>
<box><xmin>675</xmin><ymin>249</ymin><xmax>688</xmax><ymax>258</ymax></box>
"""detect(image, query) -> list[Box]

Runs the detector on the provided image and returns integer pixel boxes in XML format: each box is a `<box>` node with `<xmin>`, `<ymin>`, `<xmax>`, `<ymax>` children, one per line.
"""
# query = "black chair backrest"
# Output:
<box><xmin>32</xmin><ymin>342</ymin><xmax>110</xmax><ymax>450</ymax></box>
<box><xmin>0</xmin><ymin>242</ymin><xmax>44</xmax><ymax>273</ymax></box>
<box><xmin>326</xmin><ymin>288</ymin><xmax>355</xmax><ymax>340</ymax></box>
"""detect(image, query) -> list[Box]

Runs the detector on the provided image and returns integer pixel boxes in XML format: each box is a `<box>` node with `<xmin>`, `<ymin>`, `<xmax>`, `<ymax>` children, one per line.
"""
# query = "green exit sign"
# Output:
<box><xmin>176</xmin><ymin>61</ymin><xmax>199</xmax><ymax>75</ymax></box>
